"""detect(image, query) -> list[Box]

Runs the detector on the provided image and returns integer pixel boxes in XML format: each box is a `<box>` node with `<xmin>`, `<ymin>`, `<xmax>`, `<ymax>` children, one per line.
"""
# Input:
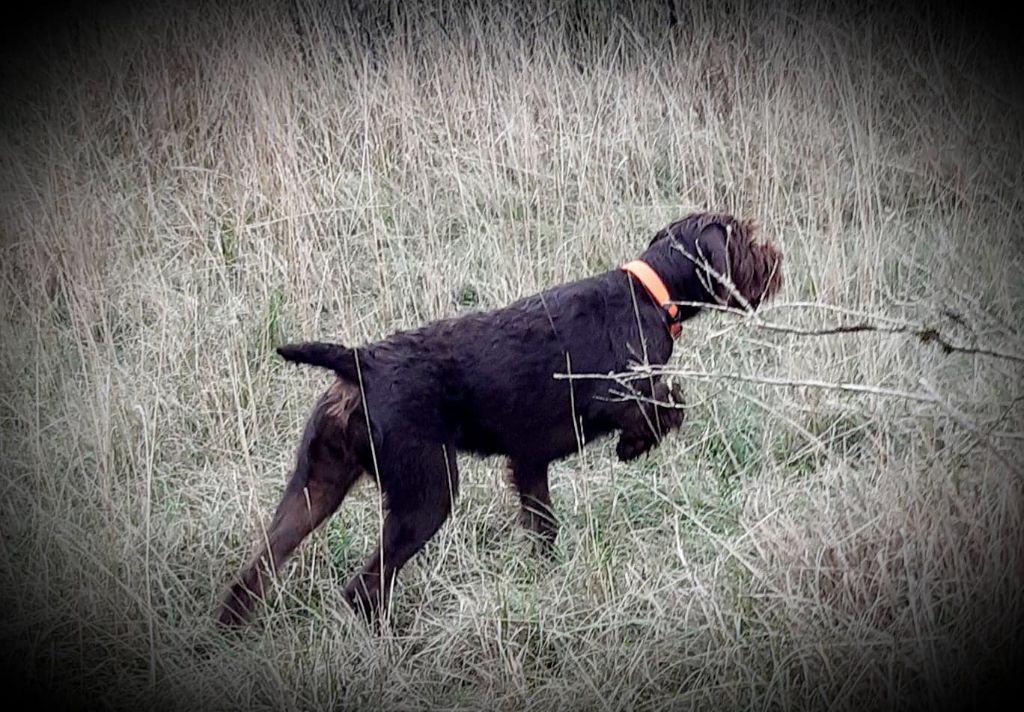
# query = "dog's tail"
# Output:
<box><xmin>276</xmin><ymin>342</ymin><xmax>359</xmax><ymax>381</ymax></box>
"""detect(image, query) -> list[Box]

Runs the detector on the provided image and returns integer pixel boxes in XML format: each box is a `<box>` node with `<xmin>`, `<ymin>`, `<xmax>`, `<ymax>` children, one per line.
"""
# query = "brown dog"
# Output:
<box><xmin>216</xmin><ymin>212</ymin><xmax>782</xmax><ymax>625</ymax></box>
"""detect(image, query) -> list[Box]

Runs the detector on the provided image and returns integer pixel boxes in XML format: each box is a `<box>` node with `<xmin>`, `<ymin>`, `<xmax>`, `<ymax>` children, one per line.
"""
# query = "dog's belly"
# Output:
<box><xmin>453</xmin><ymin>421</ymin><xmax>505</xmax><ymax>457</ymax></box>
<box><xmin>452</xmin><ymin>404</ymin><xmax>616</xmax><ymax>462</ymax></box>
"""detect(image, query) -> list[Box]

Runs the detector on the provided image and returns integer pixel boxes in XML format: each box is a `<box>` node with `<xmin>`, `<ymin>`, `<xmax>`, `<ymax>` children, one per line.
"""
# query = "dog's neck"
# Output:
<box><xmin>620</xmin><ymin>260</ymin><xmax>681</xmax><ymax>338</ymax></box>
<box><xmin>635</xmin><ymin>244</ymin><xmax>716</xmax><ymax>324</ymax></box>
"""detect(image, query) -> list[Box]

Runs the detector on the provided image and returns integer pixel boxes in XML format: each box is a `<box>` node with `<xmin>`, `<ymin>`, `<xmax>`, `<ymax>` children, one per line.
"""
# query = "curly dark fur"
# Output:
<box><xmin>216</xmin><ymin>211</ymin><xmax>783</xmax><ymax>625</ymax></box>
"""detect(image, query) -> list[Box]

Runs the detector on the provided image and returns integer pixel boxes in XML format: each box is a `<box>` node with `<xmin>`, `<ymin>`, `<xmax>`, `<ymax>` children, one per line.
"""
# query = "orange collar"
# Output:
<box><xmin>621</xmin><ymin>260</ymin><xmax>681</xmax><ymax>339</ymax></box>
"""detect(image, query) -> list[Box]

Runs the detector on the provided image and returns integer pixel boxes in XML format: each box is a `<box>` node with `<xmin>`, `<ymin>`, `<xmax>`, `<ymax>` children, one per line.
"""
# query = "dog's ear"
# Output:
<box><xmin>718</xmin><ymin>221</ymin><xmax>783</xmax><ymax>309</ymax></box>
<box><xmin>695</xmin><ymin>221</ymin><xmax>728</xmax><ymax>250</ymax></box>
<box><xmin>691</xmin><ymin>222</ymin><xmax>731</xmax><ymax>298</ymax></box>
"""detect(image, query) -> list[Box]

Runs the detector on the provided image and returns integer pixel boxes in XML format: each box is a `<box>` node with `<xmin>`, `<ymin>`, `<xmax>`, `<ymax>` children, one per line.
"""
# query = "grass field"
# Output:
<box><xmin>1</xmin><ymin>1</ymin><xmax>1022</xmax><ymax>709</ymax></box>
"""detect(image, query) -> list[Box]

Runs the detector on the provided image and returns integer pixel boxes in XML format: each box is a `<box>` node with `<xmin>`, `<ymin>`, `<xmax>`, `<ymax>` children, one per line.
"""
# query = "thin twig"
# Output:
<box><xmin>556</xmin><ymin>367</ymin><xmax>941</xmax><ymax>404</ymax></box>
<box><xmin>919</xmin><ymin>379</ymin><xmax>1024</xmax><ymax>479</ymax></box>
<box><xmin>667</xmin><ymin>300</ymin><xmax>1024</xmax><ymax>365</ymax></box>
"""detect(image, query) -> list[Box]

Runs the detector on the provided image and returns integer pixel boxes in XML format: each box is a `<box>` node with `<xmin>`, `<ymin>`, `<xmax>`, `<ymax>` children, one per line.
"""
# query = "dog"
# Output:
<box><xmin>215</xmin><ymin>212</ymin><xmax>782</xmax><ymax>625</ymax></box>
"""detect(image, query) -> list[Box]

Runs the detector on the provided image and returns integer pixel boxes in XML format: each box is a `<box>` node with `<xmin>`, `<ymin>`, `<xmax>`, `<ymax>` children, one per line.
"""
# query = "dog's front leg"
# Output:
<box><xmin>507</xmin><ymin>459</ymin><xmax>557</xmax><ymax>554</ymax></box>
<box><xmin>613</xmin><ymin>379</ymin><xmax>686</xmax><ymax>461</ymax></box>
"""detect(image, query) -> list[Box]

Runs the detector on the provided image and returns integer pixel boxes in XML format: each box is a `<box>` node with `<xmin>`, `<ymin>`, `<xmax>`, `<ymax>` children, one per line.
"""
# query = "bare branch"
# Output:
<box><xmin>556</xmin><ymin>366</ymin><xmax>941</xmax><ymax>404</ymax></box>
<box><xmin>666</xmin><ymin>300</ymin><xmax>1024</xmax><ymax>365</ymax></box>
<box><xmin>919</xmin><ymin>380</ymin><xmax>1024</xmax><ymax>479</ymax></box>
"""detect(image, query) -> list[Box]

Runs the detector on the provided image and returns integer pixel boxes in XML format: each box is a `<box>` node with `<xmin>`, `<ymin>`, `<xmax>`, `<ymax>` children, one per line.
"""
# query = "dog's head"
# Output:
<box><xmin>642</xmin><ymin>212</ymin><xmax>783</xmax><ymax>311</ymax></box>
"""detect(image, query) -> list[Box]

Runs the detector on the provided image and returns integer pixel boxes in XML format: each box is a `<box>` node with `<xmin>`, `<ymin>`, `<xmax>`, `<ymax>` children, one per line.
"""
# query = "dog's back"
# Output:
<box><xmin>282</xmin><ymin>268</ymin><xmax>675</xmax><ymax>465</ymax></box>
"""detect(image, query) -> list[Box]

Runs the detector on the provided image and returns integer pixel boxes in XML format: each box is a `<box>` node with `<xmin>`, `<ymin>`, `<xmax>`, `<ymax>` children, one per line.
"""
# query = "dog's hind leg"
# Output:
<box><xmin>343</xmin><ymin>441</ymin><xmax>458</xmax><ymax>621</ymax></box>
<box><xmin>216</xmin><ymin>383</ymin><xmax>363</xmax><ymax>626</ymax></box>
<box><xmin>508</xmin><ymin>459</ymin><xmax>558</xmax><ymax>554</ymax></box>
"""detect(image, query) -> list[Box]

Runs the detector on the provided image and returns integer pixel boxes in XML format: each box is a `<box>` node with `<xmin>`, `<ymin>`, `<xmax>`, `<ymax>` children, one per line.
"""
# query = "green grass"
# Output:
<box><xmin>1</xmin><ymin>0</ymin><xmax>1023</xmax><ymax>710</ymax></box>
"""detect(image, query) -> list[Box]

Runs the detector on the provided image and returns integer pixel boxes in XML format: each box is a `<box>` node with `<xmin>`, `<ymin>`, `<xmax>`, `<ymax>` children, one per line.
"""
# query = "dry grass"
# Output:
<box><xmin>1</xmin><ymin>1</ymin><xmax>1022</xmax><ymax>709</ymax></box>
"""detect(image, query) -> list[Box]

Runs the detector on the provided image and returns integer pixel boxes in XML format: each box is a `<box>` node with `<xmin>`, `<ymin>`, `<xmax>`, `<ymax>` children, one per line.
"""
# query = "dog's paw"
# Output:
<box><xmin>616</xmin><ymin>431</ymin><xmax>654</xmax><ymax>461</ymax></box>
<box><xmin>668</xmin><ymin>381</ymin><xmax>685</xmax><ymax>404</ymax></box>
<box><xmin>518</xmin><ymin>505</ymin><xmax>558</xmax><ymax>557</ymax></box>
<box><xmin>343</xmin><ymin>575</ymin><xmax>386</xmax><ymax>627</ymax></box>
<box><xmin>652</xmin><ymin>379</ymin><xmax>685</xmax><ymax>405</ymax></box>
<box><xmin>655</xmin><ymin>381</ymin><xmax>686</xmax><ymax>431</ymax></box>
<box><xmin>213</xmin><ymin>602</ymin><xmax>246</xmax><ymax>628</ymax></box>
<box><xmin>214</xmin><ymin>582</ymin><xmax>253</xmax><ymax>628</ymax></box>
